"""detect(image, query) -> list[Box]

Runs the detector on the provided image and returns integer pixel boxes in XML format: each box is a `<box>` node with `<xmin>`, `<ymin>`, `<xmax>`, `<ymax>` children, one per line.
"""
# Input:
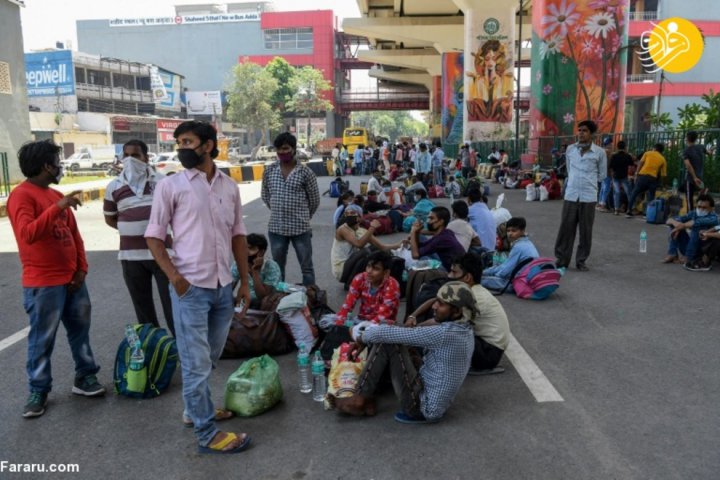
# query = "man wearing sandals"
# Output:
<box><xmin>146</xmin><ymin>121</ymin><xmax>252</xmax><ymax>454</ymax></box>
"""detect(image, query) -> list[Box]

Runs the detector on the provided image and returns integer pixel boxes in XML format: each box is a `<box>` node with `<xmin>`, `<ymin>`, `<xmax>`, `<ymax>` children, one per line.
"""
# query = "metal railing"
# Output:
<box><xmin>445</xmin><ymin>128</ymin><xmax>720</xmax><ymax>192</ymax></box>
<box><xmin>629</xmin><ymin>11</ymin><xmax>658</xmax><ymax>21</ymax></box>
<box><xmin>1</xmin><ymin>152</ymin><xmax>10</xmax><ymax>198</ymax></box>
<box><xmin>76</xmin><ymin>82</ymin><xmax>153</xmax><ymax>103</ymax></box>
<box><xmin>339</xmin><ymin>88</ymin><xmax>429</xmax><ymax>104</ymax></box>
<box><xmin>627</xmin><ymin>73</ymin><xmax>656</xmax><ymax>83</ymax></box>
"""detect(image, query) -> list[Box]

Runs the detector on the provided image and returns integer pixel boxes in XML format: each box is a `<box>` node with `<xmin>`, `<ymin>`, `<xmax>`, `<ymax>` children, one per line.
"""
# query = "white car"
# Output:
<box><xmin>152</xmin><ymin>154</ymin><xmax>182</xmax><ymax>176</ymax></box>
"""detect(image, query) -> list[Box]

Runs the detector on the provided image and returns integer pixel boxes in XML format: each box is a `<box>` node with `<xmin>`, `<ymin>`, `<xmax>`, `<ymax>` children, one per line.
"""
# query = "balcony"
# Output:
<box><xmin>76</xmin><ymin>83</ymin><xmax>153</xmax><ymax>103</ymax></box>
<box><xmin>629</xmin><ymin>11</ymin><xmax>658</xmax><ymax>21</ymax></box>
<box><xmin>627</xmin><ymin>73</ymin><xmax>657</xmax><ymax>83</ymax></box>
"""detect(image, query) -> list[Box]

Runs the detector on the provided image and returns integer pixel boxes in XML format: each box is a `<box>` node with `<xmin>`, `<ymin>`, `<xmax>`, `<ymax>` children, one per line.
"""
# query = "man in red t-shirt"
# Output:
<box><xmin>7</xmin><ymin>140</ymin><xmax>105</xmax><ymax>419</ymax></box>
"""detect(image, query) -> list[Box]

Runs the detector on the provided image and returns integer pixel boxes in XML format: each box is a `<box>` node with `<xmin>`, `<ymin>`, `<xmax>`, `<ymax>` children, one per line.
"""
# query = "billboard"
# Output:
<box><xmin>154</xmin><ymin>68</ymin><xmax>182</xmax><ymax>112</ymax></box>
<box><xmin>156</xmin><ymin>119</ymin><xmax>185</xmax><ymax>144</ymax></box>
<box><xmin>25</xmin><ymin>50</ymin><xmax>75</xmax><ymax>97</ymax></box>
<box><xmin>185</xmin><ymin>91</ymin><xmax>222</xmax><ymax>115</ymax></box>
<box><xmin>108</xmin><ymin>13</ymin><xmax>259</xmax><ymax>27</ymax></box>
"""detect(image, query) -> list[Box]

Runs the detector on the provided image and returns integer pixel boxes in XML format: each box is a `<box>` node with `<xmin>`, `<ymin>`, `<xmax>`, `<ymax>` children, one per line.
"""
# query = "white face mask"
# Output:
<box><xmin>121</xmin><ymin>156</ymin><xmax>148</xmax><ymax>174</ymax></box>
<box><xmin>696</xmin><ymin>208</ymin><xmax>709</xmax><ymax>217</ymax></box>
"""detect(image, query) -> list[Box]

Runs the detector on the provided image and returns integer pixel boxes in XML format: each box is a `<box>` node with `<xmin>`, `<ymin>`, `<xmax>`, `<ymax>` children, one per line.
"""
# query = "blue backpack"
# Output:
<box><xmin>114</xmin><ymin>324</ymin><xmax>178</xmax><ymax>398</ymax></box>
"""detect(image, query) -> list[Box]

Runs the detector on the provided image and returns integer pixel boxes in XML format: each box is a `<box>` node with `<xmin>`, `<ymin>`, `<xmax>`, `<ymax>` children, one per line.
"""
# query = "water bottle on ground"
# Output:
<box><xmin>639</xmin><ymin>230</ymin><xmax>647</xmax><ymax>253</ymax></box>
<box><xmin>297</xmin><ymin>343</ymin><xmax>312</xmax><ymax>393</ymax></box>
<box><xmin>672</xmin><ymin>178</ymin><xmax>679</xmax><ymax>195</ymax></box>
<box><xmin>311</xmin><ymin>351</ymin><xmax>326</xmax><ymax>402</ymax></box>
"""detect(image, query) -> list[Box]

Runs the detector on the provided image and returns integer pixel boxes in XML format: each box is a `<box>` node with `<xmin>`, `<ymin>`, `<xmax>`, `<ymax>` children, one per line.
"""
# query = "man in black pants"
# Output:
<box><xmin>554</xmin><ymin>120</ymin><xmax>608</xmax><ymax>271</ymax></box>
<box><xmin>683</xmin><ymin>130</ymin><xmax>706</xmax><ymax>210</ymax></box>
<box><xmin>104</xmin><ymin>140</ymin><xmax>174</xmax><ymax>334</ymax></box>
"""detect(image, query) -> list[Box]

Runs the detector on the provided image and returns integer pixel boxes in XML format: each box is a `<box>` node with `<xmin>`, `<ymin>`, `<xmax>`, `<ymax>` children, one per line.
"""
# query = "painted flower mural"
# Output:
<box><xmin>530</xmin><ymin>0</ymin><xmax>629</xmax><ymax>138</ymax></box>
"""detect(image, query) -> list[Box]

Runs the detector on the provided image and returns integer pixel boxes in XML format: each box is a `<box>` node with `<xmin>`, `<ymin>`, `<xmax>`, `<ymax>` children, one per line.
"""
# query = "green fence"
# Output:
<box><xmin>443</xmin><ymin>129</ymin><xmax>720</xmax><ymax>192</ymax></box>
<box><xmin>0</xmin><ymin>152</ymin><xmax>10</xmax><ymax>198</ymax></box>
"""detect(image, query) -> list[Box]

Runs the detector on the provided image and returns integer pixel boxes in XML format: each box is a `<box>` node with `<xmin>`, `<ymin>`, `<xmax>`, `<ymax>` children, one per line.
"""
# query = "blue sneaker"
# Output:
<box><xmin>72</xmin><ymin>374</ymin><xmax>106</xmax><ymax>397</ymax></box>
<box><xmin>394</xmin><ymin>412</ymin><xmax>434</xmax><ymax>424</ymax></box>
<box><xmin>23</xmin><ymin>392</ymin><xmax>48</xmax><ymax>418</ymax></box>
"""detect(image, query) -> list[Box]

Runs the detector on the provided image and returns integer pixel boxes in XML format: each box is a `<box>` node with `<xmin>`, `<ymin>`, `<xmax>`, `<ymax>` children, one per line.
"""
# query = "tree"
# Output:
<box><xmin>265</xmin><ymin>57</ymin><xmax>296</xmax><ymax>112</ymax></box>
<box><xmin>286</xmin><ymin>67</ymin><xmax>333</xmax><ymax>145</ymax></box>
<box><xmin>676</xmin><ymin>103</ymin><xmax>706</xmax><ymax>130</ymax></box>
<box><xmin>350</xmin><ymin>110</ymin><xmax>430</xmax><ymax>143</ymax></box>
<box><xmin>226</xmin><ymin>58</ymin><xmax>281</xmax><ymax>147</ymax></box>
<box><xmin>648</xmin><ymin>112</ymin><xmax>673</xmax><ymax>132</ymax></box>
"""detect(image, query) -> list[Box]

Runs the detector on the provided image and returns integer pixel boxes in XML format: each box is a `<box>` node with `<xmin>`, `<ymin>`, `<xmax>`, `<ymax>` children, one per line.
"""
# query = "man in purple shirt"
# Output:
<box><xmin>145</xmin><ymin>121</ymin><xmax>251</xmax><ymax>455</ymax></box>
<box><xmin>410</xmin><ymin>207</ymin><xmax>466</xmax><ymax>271</ymax></box>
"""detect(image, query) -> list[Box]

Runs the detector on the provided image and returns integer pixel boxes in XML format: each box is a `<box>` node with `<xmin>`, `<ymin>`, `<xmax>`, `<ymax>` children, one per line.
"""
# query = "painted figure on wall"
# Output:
<box><xmin>466</xmin><ymin>40</ymin><xmax>514</xmax><ymax>123</ymax></box>
<box><xmin>442</xmin><ymin>52</ymin><xmax>464</xmax><ymax>145</ymax></box>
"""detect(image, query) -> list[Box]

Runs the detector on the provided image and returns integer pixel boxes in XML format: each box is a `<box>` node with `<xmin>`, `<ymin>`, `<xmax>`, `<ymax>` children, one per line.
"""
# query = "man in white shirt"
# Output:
<box><xmin>554</xmin><ymin>120</ymin><xmax>607</xmax><ymax>271</ymax></box>
<box><xmin>447</xmin><ymin>200</ymin><xmax>480</xmax><ymax>252</ymax></box>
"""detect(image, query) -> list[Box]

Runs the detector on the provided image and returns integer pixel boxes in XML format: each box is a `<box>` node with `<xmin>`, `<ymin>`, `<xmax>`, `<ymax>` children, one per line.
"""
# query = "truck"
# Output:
<box><xmin>61</xmin><ymin>145</ymin><xmax>120</xmax><ymax>171</ymax></box>
<box><xmin>314</xmin><ymin>138</ymin><xmax>343</xmax><ymax>160</ymax></box>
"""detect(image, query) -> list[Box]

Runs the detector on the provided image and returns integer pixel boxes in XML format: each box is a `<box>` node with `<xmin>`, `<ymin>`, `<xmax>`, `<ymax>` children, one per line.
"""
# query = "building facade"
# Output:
<box><xmin>76</xmin><ymin>3</ymin><xmax>347</xmax><ymax>138</ymax></box>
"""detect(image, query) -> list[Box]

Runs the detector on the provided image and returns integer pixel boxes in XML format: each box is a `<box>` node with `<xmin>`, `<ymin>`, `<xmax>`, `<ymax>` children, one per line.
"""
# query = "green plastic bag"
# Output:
<box><xmin>224</xmin><ymin>355</ymin><xmax>283</xmax><ymax>417</ymax></box>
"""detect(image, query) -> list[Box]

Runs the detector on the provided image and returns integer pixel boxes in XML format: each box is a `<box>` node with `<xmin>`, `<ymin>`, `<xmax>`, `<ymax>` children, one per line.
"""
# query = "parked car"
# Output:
<box><xmin>253</xmin><ymin>145</ymin><xmax>277</xmax><ymax>161</ymax></box>
<box><xmin>153</xmin><ymin>154</ymin><xmax>182</xmax><ymax>176</ymax></box>
<box><xmin>61</xmin><ymin>146</ymin><xmax>117</xmax><ymax>171</ymax></box>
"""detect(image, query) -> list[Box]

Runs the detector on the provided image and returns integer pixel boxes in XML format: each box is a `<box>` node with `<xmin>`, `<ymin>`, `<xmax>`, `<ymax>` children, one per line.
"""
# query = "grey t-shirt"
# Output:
<box><xmin>684</xmin><ymin>144</ymin><xmax>705</xmax><ymax>181</ymax></box>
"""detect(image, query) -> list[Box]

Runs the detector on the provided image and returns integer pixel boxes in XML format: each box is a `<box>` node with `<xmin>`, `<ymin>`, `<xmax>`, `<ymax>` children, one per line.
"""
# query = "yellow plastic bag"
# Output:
<box><xmin>323</xmin><ymin>344</ymin><xmax>366</xmax><ymax>410</ymax></box>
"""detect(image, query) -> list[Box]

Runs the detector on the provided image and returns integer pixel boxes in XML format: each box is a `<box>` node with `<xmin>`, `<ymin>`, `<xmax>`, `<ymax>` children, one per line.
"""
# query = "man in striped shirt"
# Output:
<box><xmin>104</xmin><ymin>140</ymin><xmax>174</xmax><ymax>335</ymax></box>
<box><xmin>341</xmin><ymin>282</ymin><xmax>475</xmax><ymax>423</ymax></box>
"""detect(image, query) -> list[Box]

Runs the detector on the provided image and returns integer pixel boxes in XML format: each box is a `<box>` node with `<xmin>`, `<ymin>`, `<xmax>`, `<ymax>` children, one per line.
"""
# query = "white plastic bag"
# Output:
<box><xmin>491</xmin><ymin>193</ymin><xmax>512</xmax><ymax>226</ymax></box>
<box><xmin>525</xmin><ymin>183</ymin><xmax>538</xmax><ymax>202</ymax></box>
<box><xmin>277</xmin><ymin>306</ymin><xmax>317</xmax><ymax>350</ymax></box>
<box><xmin>538</xmin><ymin>185</ymin><xmax>549</xmax><ymax>202</ymax></box>
<box><xmin>392</xmin><ymin>246</ymin><xmax>414</xmax><ymax>265</ymax></box>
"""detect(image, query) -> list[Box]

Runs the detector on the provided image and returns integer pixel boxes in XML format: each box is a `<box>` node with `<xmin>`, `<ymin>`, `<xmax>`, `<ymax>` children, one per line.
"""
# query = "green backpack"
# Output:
<box><xmin>114</xmin><ymin>324</ymin><xmax>178</xmax><ymax>398</ymax></box>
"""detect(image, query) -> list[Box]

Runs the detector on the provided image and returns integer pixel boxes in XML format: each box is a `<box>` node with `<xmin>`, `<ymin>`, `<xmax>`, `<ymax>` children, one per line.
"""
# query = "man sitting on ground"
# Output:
<box><xmin>467</xmin><ymin>188</ymin><xmax>496</xmax><ymax>252</ymax></box>
<box><xmin>481</xmin><ymin>217</ymin><xmax>539</xmax><ymax>292</ymax></box>
<box><xmin>339</xmin><ymin>282</ymin><xmax>475</xmax><ymax>423</ymax></box>
<box><xmin>406</xmin><ymin>253</ymin><xmax>510</xmax><ymax>375</ymax></box>
<box><xmin>334</xmin><ymin>251</ymin><xmax>401</xmax><ymax>325</ymax></box>
<box><xmin>447</xmin><ymin>200</ymin><xmax>481</xmax><ymax>252</ymax></box>
<box><xmin>330</xmin><ymin>206</ymin><xmax>402</xmax><ymax>281</ymax></box>
<box><xmin>409</xmin><ymin>207</ymin><xmax>466</xmax><ymax>271</ymax></box>
<box><xmin>230</xmin><ymin>233</ymin><xmax>281</xmax><ymax>309</ymax></box>
<box><xmin>689</xmin><ymin>226</ymin><xmax>720</xmax><ymax>272</ymax></box>
<box><xmin>364</xmin><ymin>190</ymin><xmax>391</xmax><ymax>213</ymax></box>
<box><xmin>664</xmin><ymin>194</ymin><xmax>718</xmax><ymax>268</ymax></box>
<box><xmin>367</xmin><ymin>170</ymin><xmax>384</xmax><ymax>197</ymax></box>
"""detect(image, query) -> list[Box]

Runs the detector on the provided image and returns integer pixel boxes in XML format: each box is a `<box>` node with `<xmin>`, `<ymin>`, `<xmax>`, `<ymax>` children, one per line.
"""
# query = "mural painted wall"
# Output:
<box><xmin>442</xmin><ymin>52</ymin><xmax>464</xmax><ymax>145</ymax></box>
<box><xmin>463</xmin><ymin>7</ymin><xmax>516</xmax><ymax>141</ymax></box>
<box><xmin>530</xmin><ymin>0</ymin><xmax>629</xmax><ymax>138</ymax></box>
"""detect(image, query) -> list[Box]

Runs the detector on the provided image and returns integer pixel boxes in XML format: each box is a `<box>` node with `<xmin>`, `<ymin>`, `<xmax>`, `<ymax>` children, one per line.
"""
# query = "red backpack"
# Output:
<box><xmin>511</xmin><ymin>257</ymin><xmax>561</xmax><ymax>300</ymax></box>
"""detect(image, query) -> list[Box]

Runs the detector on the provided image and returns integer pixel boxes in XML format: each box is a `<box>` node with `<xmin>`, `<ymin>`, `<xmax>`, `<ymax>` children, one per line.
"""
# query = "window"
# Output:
<box><xmin>113</xmin><ymin>73</ymin><xmax>135</xmax><ymax>90</ymax></box>
<box><xmin>74</xmin><ymin>67</ymin><xmax>86</xmax><ymax>84</ymax></box>
<box><xmin>87</xmin><ymin>69</ymin><xmax>111</xmax><ymax>87</ymax></box>
<box><xmin>264</xmin><ymin>28</ymin><xmax>313</xmax><ymax>50</ymax></box>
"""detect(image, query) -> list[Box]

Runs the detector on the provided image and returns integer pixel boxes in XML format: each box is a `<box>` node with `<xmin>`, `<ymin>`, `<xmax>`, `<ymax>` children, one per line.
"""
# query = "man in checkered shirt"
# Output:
<box><xmin>261</xmin><ymin>132</ymin><xmax>320</xmax><ymax>285</ymax></box>
<box><xmin>343</xmin><ymin>281</ymin><xmax>475</xmax><ymax>423</ymax></box>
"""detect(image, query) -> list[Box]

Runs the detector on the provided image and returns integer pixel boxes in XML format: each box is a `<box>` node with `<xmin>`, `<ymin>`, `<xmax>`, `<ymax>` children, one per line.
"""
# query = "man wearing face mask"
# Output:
<box><xmin>554</xmin><ymin>120</ymin><xmax>607</xmax><ymax>272</ymax></box>
<box><xmin>145</xmin><ymin>121</ymin><xmax>251</xmax><ymax>454</ymax></box>
<box><xmin>409</xmin><ymin>206</ymin><xmax>465</xmax><ymax>271</ymax></box>
<box><xmin>8</xmin><ymin>140</ymin><xmax>106</xmax><ymax>418</ymax></box>
<box><xmin>664</xmin><ymin>194</ymin><xmax>718</xmax><ymax>268</ymax></box>
<box><xmin>261</xmin><ymin>132</ymin><xmax>320</xmax><ymax>286</ymax></box>
<box><xmin>104</xmin><ymin>140</ymin><xmax>174</xmax><ymax>335</ymax></box>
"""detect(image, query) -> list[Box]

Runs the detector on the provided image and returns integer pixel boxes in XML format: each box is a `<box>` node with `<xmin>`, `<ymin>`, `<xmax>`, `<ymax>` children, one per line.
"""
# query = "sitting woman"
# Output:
<box><xmin>333</xmin><ymin>191</ymin><xmax>356</xmax><ymax>227</ymax></box>
<box><xmin>231</xmin><ymin>233</ymin><xmax>282</xmax><ymax>308</ymax></box>
<box><xmin>388</xmin><ymin>188</ymin><xmax>436</xmax><ymax>232</ymax></box>
<box><xmin>331</xmin><ymin>205</ymin><xmax>403</xmax><ymax>281</ymax></box>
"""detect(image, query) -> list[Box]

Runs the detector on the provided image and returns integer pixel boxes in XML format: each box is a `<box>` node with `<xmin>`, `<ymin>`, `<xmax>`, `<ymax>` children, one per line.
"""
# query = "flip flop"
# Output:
<box><xmin>467</xmin><ymin>366</ymin><xmax>505</xmax><ymax>376</ymax></box>
<box><xmin>183</xmin><ymin>408</ymin><xmax>235</xmax><ymax>428</ymax></box>
<box><xmin>197</xmin><ymin>432</ymin><xmax>251</xmax><ymax>455</ymax></box>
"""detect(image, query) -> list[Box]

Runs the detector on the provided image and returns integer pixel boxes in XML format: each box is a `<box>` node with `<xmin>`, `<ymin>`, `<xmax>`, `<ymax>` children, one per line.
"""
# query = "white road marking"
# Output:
<box><xmin>505</xmin><ymin>333</ymin><xmax>564</xmax><ymax>402</ymax></box>
<box><xmin>0</xmin><ymin>327</ymin><xmax>29</xmax><ymax>353</ymax></box>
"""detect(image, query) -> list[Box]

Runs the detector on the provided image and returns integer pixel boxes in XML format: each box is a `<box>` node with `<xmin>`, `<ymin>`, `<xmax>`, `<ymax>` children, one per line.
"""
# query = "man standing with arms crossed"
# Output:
<box><xmin>554</xmin><ymin>120</ymin><xmax>607</xmax><ymax>271</ymax></box>
<box><xmin>8</xmin><ymin>140</ymin><xmax>105</xmax><ymax>418</ymax></box>
<box><xmin>104</xmin><ymin>140</ymin><xmax>174</xmax><ymax>335</ymax></box>
<box><xmin>145</xmin><ymin>121</ymin><xmax>251</xmax><ymax>454</ymax></box>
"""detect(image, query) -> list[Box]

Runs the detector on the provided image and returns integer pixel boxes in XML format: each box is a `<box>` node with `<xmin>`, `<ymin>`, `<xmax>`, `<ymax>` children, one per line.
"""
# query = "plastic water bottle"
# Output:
<box><xmin>297</xmin><ymin>343</ymin><xmax>312</xmax><ymax>393</ymax></box>
<box><xmin>125</xmin><ymin>324</ymin><xmax>139</xmax><ymax>347</ymax></box>
<box><xmin>672</xmin><ymin>178</ymin><xmax>679</xmax><ymax>194</ymax></box>
<box><xmin>129</xmin><ymin>340</ymin><xmax>145</xmax><ymax>371</ymax></box>
<box><xmin>311</xmin><ymin>351</ymin><xmax>326</xmax><ymax>402</ymax></box>
<box><xmin>639</xmin><ymin>230</ymin><xmax>647</xmax><ymax>253</ymax></box>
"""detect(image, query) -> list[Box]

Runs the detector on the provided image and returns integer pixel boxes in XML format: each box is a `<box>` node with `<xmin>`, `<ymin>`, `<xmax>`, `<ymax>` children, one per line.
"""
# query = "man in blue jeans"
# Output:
<box><xmin>7</xmin><ymin>140</ymin><xmax>105</xmax><ymax>418</ymax></box>
<box><xmin>663</xmin><ymin>194</ymin><xmax>718</xmax><ymax>268</ymax></box>
<box><xmin>146</xmin><ymin>121</ymin><xmax>252</xmax><ymax>454</ymax></box>
<box><xmin>431</xmin><ymin>141</ymin><xmax>445</xmax><ymax>186</ymax></box>
<box><xmin>261</xmin><ymin>132</ymin><xmax>320</xmax><ymax>285</ymax></box>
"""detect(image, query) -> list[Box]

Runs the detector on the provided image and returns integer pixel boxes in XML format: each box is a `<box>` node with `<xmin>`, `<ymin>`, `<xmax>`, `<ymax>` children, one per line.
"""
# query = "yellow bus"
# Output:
<box><xmin>343</xmin><ymin>127</ymin><xmax>372</xmax><ymax>155</ymax></box>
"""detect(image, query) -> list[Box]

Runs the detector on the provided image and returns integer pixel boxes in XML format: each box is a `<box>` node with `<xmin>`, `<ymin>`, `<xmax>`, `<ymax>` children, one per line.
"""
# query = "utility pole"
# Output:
<box><xmin>515</xmin><ymin>0</ymin><xmax>525</xmax><ymax>159</ymax></box>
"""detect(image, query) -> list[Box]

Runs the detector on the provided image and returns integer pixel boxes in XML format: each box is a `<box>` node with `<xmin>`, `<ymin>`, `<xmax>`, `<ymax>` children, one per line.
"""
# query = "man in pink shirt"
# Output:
<box><xmin>145</xmin><ymin>121</ymin><xmax>251</xmax><ymax>455</ymax></box>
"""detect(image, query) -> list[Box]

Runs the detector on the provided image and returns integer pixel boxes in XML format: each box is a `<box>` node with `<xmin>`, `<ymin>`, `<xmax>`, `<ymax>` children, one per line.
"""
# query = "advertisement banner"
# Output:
<box><xmin>109</xmin><ymin>13</ymin><xmax>259</xmax><ymax>27</ymax></box>
<box><xmin>155</xmin><ymin>68</ymin><xmax>181</xmax><ymax>111</ymax></box>
<box><xmin>185</xmin><ymin>91</ymin><xmax>222</xmax><ymax>116</ymax></box>
<box><xmin>150</xmin><ymin>66</ymin><xmax>168</xmax><ymax>102</ymax></box>
<box><xmin>25</xmin><ymin>50</ymin><xmax>75</xmax><ymax>97</ymax></box>
<box><xmin>530</xmin><ymin>0</ymin><xmax>629</xmax><ymax>138</ymax></box>
<box><xmin>464</xmin><ymin>6</ymin><xmax>515</xmax><ymax>141</ymax></box>
<box><xmin>441</xmin><ymin>52</ymin><xmax>464</xmax><ymax>145</ymax></box>
<box><xmin>156</xmin><ymin>119</ymin><xmax>184</xmax><ymax>144</ymax></box>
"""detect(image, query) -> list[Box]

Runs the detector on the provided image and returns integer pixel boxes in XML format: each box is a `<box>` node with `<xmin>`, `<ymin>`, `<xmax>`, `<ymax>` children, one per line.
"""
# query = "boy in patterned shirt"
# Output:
<box><xmin>335</xmin><ymin>251</ymin><xmax>400</xmax><ymax>326</ymax></box>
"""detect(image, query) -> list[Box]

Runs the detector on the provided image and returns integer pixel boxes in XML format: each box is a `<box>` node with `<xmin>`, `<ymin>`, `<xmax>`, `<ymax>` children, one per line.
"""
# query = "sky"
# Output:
<box><xmin>20</xmin><ymin>0</ymin><xmax>361</xmax><ymax>51</ymax></box>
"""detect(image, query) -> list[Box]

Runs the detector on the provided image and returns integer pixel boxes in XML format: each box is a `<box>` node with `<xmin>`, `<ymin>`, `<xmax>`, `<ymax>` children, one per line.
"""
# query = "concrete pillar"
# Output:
<box><xmin>529</xmin><ymin>0</ymin><xmax>629</xmax><ymax>141</ymax></box>
<box><xmin>459</xmin><ymin>0</ymin><xmax>517</xmax><ymax>143</ymax></box>
<box><xmin>441</xmin><ymin>52</ymin><xmax>464</xmax><ymax>145</ymax></box>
